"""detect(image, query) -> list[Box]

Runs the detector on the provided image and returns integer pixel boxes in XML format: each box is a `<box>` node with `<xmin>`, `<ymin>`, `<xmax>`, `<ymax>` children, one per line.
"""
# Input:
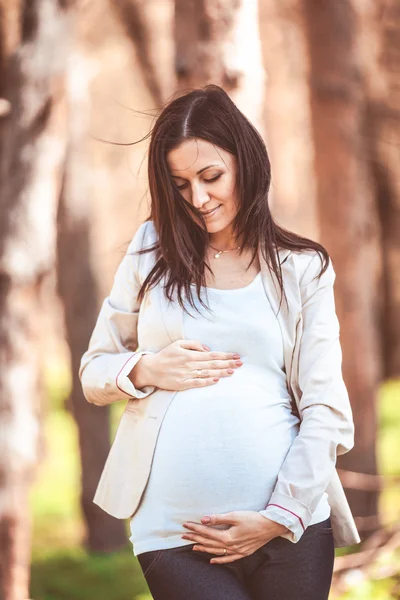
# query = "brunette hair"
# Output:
<box><xmin>133</xmin><ymin>84</ymin><xmax>329</xmax><ymax>314</ymax></box>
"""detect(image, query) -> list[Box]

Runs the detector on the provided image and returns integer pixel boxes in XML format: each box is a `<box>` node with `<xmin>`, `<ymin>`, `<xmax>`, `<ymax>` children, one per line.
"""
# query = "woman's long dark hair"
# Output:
<box><xmin>134</xmin><ymin>84</ymin><xmax>329</xmax><ymax>314</ymax></box>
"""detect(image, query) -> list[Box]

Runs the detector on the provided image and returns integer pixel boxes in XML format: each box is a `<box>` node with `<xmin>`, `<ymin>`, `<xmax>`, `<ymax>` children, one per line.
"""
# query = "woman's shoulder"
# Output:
<box><xmin>284</xmin><ymin>248</ymin><xmax>334</xmax><ymax>287</ymax></box>
<box><xmin>127</xmin><ymin>220</ymin><xmax>157</xmax><ymax>254</ymax></box>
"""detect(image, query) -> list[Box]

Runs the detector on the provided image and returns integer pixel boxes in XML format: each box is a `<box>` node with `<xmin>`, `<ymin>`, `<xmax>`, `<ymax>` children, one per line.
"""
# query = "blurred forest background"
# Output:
<box><xmin>0</xmin><ymin>0</ymin><xmax>399</xmax><ymax>599</ymax></box>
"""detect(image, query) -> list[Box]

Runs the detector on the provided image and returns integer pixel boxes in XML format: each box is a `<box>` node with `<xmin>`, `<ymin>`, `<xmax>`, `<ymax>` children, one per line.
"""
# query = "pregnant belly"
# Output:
<box><xmin>143</xmin><ymin>378</ymin><xmax>300</xmax><ymax>517</ymax></box>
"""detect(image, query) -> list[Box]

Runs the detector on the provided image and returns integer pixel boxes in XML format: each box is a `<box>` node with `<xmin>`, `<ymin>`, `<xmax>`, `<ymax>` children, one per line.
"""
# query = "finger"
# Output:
<box><xmin>210</xmin><ymin>553</ymin><xmax>243</xmax><ymax>565</ymax></box>
<box><xmin>183</xmin><ymin>348</ymin><xmax>241</xmax><ymax>361</ymax></box>
<box><xmin>181</xmin><ymin>377</ymin><xmax>220</xmax><ymax>389</ymax></box>
<box><xmin>178</xmin><ymin>340</ymin><xmax>210</xmax><ymax>352</ymax></box>
<box><xmin>192</xmin><ymin>545</ymin><xmax>212</xmax><ymax>554</ymax></box>
<box><xmin>190</xmin><ymin>367</ymin><xmax>236</xmax><ymax>379</ymax></box>
<box><xmin>183</xmin><ymin>522</ymin><xmax>231</xmax><ymax>544</ymax></box>
<box><xmin>192</xmin><ymin>545</ymin><xmax>230</xmax><ymax>555</ymax></box>
<box><xmin>203</xmin><ymin>350</ymin><xmax>241</xmax><ymax>361</ymax></box>
<box><xmin>199</xmin><ymin>513</ymin><xmax>239</xmax><ymax>526</ymax></box>
<box><xmin>193</xmin><ymin>359</ymin><xmax>242</xmax><ymax>371</ymax></box>
<box><xmin>183</xmin><ymin>533</ymin><xmax>224</xmax><ymax>549</ymax></box>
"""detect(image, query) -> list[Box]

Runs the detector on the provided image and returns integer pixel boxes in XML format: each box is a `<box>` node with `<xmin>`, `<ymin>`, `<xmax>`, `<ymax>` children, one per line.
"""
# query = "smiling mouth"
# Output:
<box><xmin>201</xmin><ymin>204</ymin><xmax>222</xmax><ymax>218</ymax></box>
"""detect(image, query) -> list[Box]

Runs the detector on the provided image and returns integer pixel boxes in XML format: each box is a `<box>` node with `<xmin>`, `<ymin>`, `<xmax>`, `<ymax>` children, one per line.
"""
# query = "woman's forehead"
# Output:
<box><xmin>167</xmin><ymin>138</ymin><xmax>232</xmax><ymax>174</ymax></box>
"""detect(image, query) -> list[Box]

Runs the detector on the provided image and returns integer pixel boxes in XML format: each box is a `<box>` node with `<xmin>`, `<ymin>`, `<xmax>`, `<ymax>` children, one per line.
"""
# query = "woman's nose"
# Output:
<box><xmin>191</xmin><ymin>183</ymin><xmax>210</xmax><ymax>209</ymax></box>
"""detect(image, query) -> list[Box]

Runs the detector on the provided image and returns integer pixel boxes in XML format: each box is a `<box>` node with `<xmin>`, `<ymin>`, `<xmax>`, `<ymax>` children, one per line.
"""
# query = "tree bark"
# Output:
<box><xmin>0</xmin><ymin>1</ymin><xmax>71</xmax><ymax>597</ymax></box>
<box><xmin>56</xmin><ymin>42</ymin><xmax>127</xmax><ymax>551</ymax></box>
<box><xmin>111</xmin><ymin>0</ymin><xmax>175</xmax><ymax>106</ymax></box>
<box><xmin>357</xmin><ymin>0</ymin><xmax>400</xmax><ymax>380</ymax></box>
<box><xmin>259</xmin><ymin>0</ymin><xmax>318</xmax><ymax>238</ymax></box>
<box><xmin>302</xmin><ymin>0</ymin><xmax>383</xmax><ymax>535</ymax></box>
<box><xmin>175</xmin><ymin>0</ymin><xmax>266</xmax><ymax>130</ymax></box>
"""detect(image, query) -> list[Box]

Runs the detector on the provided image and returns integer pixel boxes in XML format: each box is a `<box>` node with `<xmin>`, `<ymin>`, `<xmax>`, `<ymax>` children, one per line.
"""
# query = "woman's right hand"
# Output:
<box><xmin>129</xmin><ymin>339</ymin><xmax>243</xmax><ymax>392</ymax></box>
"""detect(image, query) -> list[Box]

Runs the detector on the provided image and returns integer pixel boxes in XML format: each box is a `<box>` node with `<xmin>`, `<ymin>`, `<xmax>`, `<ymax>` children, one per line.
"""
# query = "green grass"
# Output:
<box><xmin>340</xmin><ymin>578</ymin><xmax>399</xmax><ymax>600</ymax></box>
<box><xmin>29</xmin><ymin>371</ymin><xmax>400</xmax><ymax>599</ymax></box>
<box><xmin>30</xmin><ymin>547</ymin><xmax>151</xmax><ymax>600</ymax></box>
<box><xmin>378</xmin><ymin>379</ymin><xmax>400</xmax><ymax>526</ymax></box>
<box><xmin>30</xmin><ymin>366</ymin><xmax>150</xmax><ymax>599</ymax></box>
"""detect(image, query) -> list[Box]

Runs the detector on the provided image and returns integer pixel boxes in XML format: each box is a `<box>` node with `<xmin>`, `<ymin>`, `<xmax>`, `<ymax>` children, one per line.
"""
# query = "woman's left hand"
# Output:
<box><xmin>181</xmin><ymin>510</ymin><xmax>290</xmax><ymax>564</ymax></box>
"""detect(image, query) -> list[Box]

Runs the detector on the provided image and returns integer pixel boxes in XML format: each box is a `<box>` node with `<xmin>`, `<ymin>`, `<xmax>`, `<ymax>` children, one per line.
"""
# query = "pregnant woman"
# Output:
<box><xmin>79</xmin><ymin>85</ymin><xmax>360</xmax><ymax>600</ymax></box>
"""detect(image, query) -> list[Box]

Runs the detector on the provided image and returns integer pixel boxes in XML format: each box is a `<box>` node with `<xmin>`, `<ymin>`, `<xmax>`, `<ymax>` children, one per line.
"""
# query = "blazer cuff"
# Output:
<box><xmin>259</xmin><ymin>492</ymin><xmax>313</xmax><ymax>544</ymax></box>
<box><xmin>116</xmin><ymin>351</ymin><xmax>156</xmax><ymax>399</ymax></box>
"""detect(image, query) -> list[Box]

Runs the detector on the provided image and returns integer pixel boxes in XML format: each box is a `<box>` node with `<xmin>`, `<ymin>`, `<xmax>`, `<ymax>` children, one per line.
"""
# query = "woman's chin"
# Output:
<box><xmin>206</xmin><ymin>223</ymin><xmax>222</xmax><ymax>233</ymax></box>
<box><xmin>206</xmin><ymin>219</ymin><xmax>232</xmax><ymax>234</ymax></box>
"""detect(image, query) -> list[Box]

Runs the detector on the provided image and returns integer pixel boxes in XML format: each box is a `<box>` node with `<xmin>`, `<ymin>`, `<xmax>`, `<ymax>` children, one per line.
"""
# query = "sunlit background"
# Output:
<box><xmin>0</xmin><ymin>0</ymin><xmax>399</xmax><ymax>599</ymax></box>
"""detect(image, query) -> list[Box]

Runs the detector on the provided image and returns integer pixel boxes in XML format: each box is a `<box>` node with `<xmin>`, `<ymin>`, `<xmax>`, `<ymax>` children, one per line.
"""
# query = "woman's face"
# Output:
<box><xmin>167</xmin><ymin>138</ymin><xmax>239</xmax><ymax>234</ymax></box>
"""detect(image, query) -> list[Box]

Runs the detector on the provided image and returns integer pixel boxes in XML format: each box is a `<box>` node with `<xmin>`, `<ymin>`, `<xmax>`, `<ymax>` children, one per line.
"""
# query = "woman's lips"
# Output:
<box><xmin>202</xmin><ymin>204</ymin><xmax>222</xmax><ymax>218</ymax></box>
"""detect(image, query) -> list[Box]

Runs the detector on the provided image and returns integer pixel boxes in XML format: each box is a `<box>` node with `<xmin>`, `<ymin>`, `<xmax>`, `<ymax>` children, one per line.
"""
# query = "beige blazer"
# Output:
<box><xmin>79</xmin><ymin>220</ymin><xmax>361</xmax><ymax>548</ymax></box>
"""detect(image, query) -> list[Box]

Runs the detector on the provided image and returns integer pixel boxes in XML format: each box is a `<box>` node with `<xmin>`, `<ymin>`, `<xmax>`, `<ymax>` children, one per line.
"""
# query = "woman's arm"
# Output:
<box><xmin>259</xmin><ymin>252</ymin><xmax>355</xmax><ymax>542</ymax></box>
<box><xmin>79</xmin><ymin>222</ymin><xmax>156</xmax><ymax>406</ymax></box>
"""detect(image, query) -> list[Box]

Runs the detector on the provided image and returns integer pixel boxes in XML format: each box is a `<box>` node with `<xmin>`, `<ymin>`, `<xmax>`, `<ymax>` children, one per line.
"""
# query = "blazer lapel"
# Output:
<box><xmin>258</xmin><ymin>245</ymin><xmax>297</xmax><ymax>381</ymax></box>
<box><xmin>257</xmin><ymin>244</ymin><xmax>290</xmax><ymax>317</ymax></box>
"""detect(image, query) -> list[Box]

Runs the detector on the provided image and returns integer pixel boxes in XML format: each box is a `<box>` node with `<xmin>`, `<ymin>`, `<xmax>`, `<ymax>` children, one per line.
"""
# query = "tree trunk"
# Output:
<box><xmin>56</xmin><ymin>40</ymin><xmax>127</xmax><ymax>551</ymax></box>
<box><xmin>111</xmin><ymin>0</ymin><xmax>176</xmax><ymax>106</ymax></box>
<box><xmin>302</xmin><ymin>0</ymin><xmax>383</xmax><ymax>536</ymax></box>
<box><xmin>357</xmin><ymin>0</ymin><xmax>400</xmax><ymax>380</ymax></box>
<box><xmin>259</xmin><ymin>0</ymin><xmax>318</xmax><ymax>239</ymax></box>
<box><xmin>175</xmin><ymin>0</ymin><xmax>266</xmax><ymax>130</ymax></box>
<box><xmin>0</xmin><ymin>1</ymin><xmax>71</xmax><ymax>597</ymax></box>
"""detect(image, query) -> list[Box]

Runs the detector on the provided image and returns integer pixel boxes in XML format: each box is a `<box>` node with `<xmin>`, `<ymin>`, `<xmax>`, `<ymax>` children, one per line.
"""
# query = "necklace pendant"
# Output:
<box><xmin>214</xmin><ymin>252</ymin><xmax>221</xmax><ymax>258</ymax></box>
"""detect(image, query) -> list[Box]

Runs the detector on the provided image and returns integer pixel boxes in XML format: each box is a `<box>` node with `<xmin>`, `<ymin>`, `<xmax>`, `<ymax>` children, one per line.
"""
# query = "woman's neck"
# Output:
<box><xmin>208</xmin><ymin>228</ymin><xmax>242</xmax><ymax>251</ymax></box>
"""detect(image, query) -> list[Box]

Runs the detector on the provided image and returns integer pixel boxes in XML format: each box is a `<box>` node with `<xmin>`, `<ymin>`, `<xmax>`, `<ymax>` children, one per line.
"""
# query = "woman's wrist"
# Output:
<box><xmin>128</xmin><ymin>353</ymin><xmax>156</xmax><ymax>389</ymax></box>
<box><xmin>259</xmin><ymin>515</ymin><xmax>290</xmax><ymax>539</ymax></box>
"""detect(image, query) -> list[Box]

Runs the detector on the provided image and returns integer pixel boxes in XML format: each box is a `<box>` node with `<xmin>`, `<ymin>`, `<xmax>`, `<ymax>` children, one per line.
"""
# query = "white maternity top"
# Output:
<box><xmin>129</xmin><ymin>271</ymin><xmax>330</xmax><ymax>556</ymax></box>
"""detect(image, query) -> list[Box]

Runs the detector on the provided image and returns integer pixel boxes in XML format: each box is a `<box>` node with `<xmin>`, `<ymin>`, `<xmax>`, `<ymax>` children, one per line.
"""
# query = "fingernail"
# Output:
<box><xmin>203</xmin><ymin>345</ymin><xmax>210</xmax><ymax>351</ymax></box>
<box><xmin>233</xmin><ymin>354</ymin><xmax>240</xmax><ymax>359</ymax></box>
<box><xmin>202</xmin><ymin>516</ymin><xmax>211</xmax><ymax>523</ymax></box>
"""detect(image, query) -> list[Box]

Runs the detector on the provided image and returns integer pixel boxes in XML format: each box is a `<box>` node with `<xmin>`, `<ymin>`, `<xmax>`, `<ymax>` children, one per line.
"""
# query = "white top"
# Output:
<box><xmin>129</xmin><ymin>272</ymin><xmax>330</xmax><ymax>556</ymax></box>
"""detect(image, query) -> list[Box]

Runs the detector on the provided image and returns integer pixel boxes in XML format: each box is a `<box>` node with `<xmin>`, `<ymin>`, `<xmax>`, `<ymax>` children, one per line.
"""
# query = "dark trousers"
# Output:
<box><xmin>137</xmin><ymin>516</ymin><xmax>335</xmax><ymax>600</ymax></box>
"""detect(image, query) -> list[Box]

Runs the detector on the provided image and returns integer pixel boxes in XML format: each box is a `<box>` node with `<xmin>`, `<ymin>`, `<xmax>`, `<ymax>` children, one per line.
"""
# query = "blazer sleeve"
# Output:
<box><xmin>79</xmin><ymin>222</ymin><xmax>156</xmax><ymax>406</ymax></box>
<box><xmin>259</xmin><ymin>252</ymin><xmax>355</xmax><ymax>542</ymax></box>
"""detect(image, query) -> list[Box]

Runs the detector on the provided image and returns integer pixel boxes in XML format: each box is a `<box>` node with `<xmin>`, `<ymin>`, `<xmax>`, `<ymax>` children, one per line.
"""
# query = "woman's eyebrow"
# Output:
<box><xmin>171</xmin><ymin>163</ymin><xmax>222</xmax><ymax>178</ymax></box>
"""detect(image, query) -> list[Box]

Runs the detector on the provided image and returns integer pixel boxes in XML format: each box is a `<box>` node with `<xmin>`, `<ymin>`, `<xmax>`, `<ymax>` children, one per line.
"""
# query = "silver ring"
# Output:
<box><xmin>223</xmin><ymin>548</ymin><xmax>227</xmax><ymax>555</ymax></box>
<box><xmin>196</xmin><ymin>369</ymin><xmax>203</xmax><ymax>378</ymax></box>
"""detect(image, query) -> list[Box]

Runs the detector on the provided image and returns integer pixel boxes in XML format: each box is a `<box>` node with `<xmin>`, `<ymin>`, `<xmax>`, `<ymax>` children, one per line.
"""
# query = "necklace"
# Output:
<box><xmin>209</xmin><ymin>243</ymin><xmax>241</xmax><ymax>259</ymax></box>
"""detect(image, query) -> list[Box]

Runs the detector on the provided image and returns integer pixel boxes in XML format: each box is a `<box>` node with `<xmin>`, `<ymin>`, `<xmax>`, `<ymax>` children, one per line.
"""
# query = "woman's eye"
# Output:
<box><xmin>204</xmin><ymin>174</ymin><xmax>221</xmax><ymax>183</ymax></box>
<box><xmin>175</xmin><ymin>174</ymin><xmax>221</xmax><ymax>190</ymax></box>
